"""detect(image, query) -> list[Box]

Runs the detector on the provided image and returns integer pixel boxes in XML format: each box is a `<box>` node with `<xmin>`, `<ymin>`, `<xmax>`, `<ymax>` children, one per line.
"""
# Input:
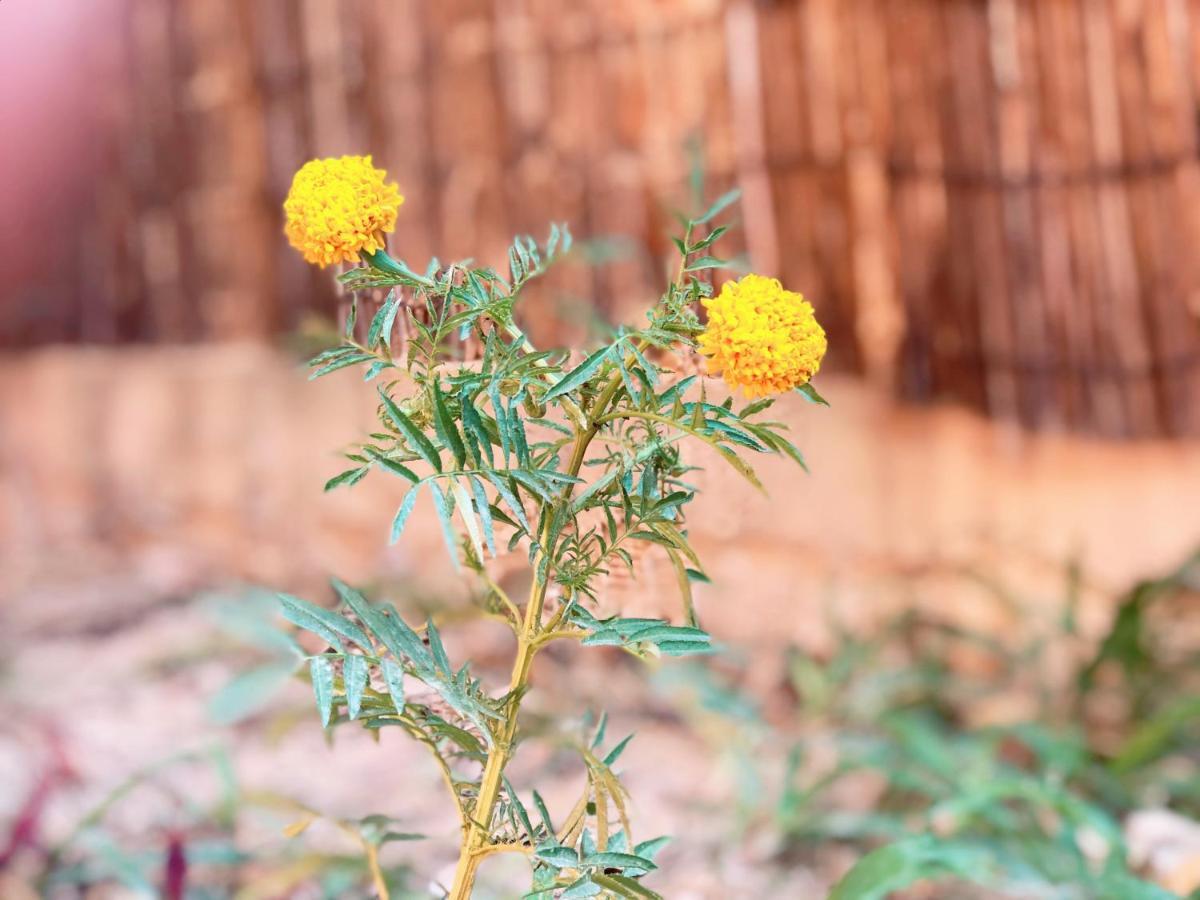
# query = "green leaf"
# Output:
<box><xmin>432</xmin><ymin>382</ymin><xmax>467</xmax><ymax>469</ymax></box>
<box><xmin>468</xmin><ymin>475</ymin><xmax>497</xmax><ymax>556</ymax></box>
<box><xmin>425</xmin><ymin>617</ymin><xmax>452</xmax><ymax>675</ymax></box>
<box><xmin>535</xmin><ymin>842</ymin><xmax>580</xmax><ymax>869</ymax></box>
<box><xmin>429</xmin><ymin>482</ymin><xmax>461</xmax><ymax>570</ymax></box>
<box><xmin>591</xmin><ymin>711</ymin><xmax>609</xmax><ymax>750</ymax></box>
<box><xmin>366</xmin><ymin>290</ymin><xmax>400</xmax><ymax>347</ymax></box>
<box><xmin>795</xmin><ymin>381</ymin><xmax>829</xmax><ymax>406</ymax></box>
<box><xmin>488</xmin><ymin>382</ymin><xmax>512</xmax><ymax>464</ymax></box>
<box><xmin>486</xmin><ymin>472</ymin><xmax>531</xmax><ymax>533</ymax></box>
<box><xmin>683</xmin><ymin>255</ymin><xmax>730</xmax><ymax>272</ymax></box>
<box><xmin>509</xmin><ymin>399</ymin><xmax>531</xmax><ymax>464</ymax></box>
<box><xmin>828</xmin><ymin>837</ymin><xmax>990</xmax><ymax>900</ymax></box>
<box><xmin>452</xmin><ymin>480</ymin><xmax>485</xmax><ymax>561</ymax></box>
<box><xmin>560</xmin><ymin>877</ymin><xmax>601</xmax><ymax>899</ymax></box>
<box><xmin>362</xmin><ymin>359</ymin><xmax>389</xmax><ymax>381</ymax></box>
<box><xmin>632</xmin><ymin>836</ymin><xmax>670</xmax><ymax>862</ymax></box>
<box><xmin>324</xmin><ymin>466</ymin><xmax>369</xmax><ymax>492</ymax></box>
<box><xmin>333</xmin><ymin>580</ymin><xmax>430</xmax><ymax>670</ymax></box>
<box><xmin>693</xmin><ymin>188</ymin><xmax>741</xmax><ymax>224</ymax></box>
<box><xmin>504</xmin><ymin>776</ymin><xmax>537</xmax><ymax>842</ymax></box>
<box><xmin>532</xmin><ymin>791</ymin><xmax>555</xmax><ymax>834</ymax></box>
<box><xmin>279</xmin><ymin>594</ymin><xmax>372</xmax><ymax>652</ymax></box>
<box><xmin>343</xmin><ymin>654</ymin><xmax>368</xmax><ymax>720</ymax></box>
<box><xmin>584</xmin><ymin>852</ymin><xmax>656</xmax><ymax>874</ymax></box>
<box><xmin>372</xmin><ymin>455</ymin><xmax>420</xmax><ymax>483</ymax></box>
<box><xmin>460</xmin><ymin>391</ymin><xmax>494</xmax><ymax>468</ymax></box>
<box><xmin>603</xmin><ymin>734</ymin><xmax>634</xmax><ymax>766</ymax></box>
<box><xmin>381</xmin><ymin>658</ymin><xmax>405</xmax><ymax>713</ymax></box>
<box><xmin>591</xmin><ymin>873</ymin><xmax>663</xmax><ymax>899</ymax></box>
<box><xmin>543</xmin><ymin>347</ymin><xmax>609</xmax><ymax>402</ymax></box>
<box><xmin>390</xmin><ymin>485</ymin><xmax>422</xmax><ymax>544</ymax></box>
<box><xmin>655</xmin><ymin>640</ymin><xmax>714</xmax><ymax>657</ymax></box>
<box><xmin>208</xmin><ymin>660</ymin><xmax>296</xmax><ymax>725</ymax></box>
<box><xmin>310</xmin><ymin>656</ymin><xmax>335</xmax><ymax>727</ymax></box>
<box><xmin>309</xmin><ymin>351</ymin><xmax>375</xmax><ymax>380</ymax></box>
<box><xmin>379</xmin><ymin>389</ymin><xmax>442</xmax><ymax>472</ymax></box>
<box><xmin>688</xmin><ymin>224</ymin><xmax>729</xmax><ymax>252</ymax></box>
<box><xmin>362</xmin><ymin>249</ymin><xmax>435</xmax><ymax>286</ymax></box>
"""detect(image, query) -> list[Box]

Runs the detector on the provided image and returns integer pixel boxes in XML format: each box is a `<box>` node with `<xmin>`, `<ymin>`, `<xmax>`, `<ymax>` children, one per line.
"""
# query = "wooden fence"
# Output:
<box><xmin>3</xmin><ymin>0</ymin><xmax>1198</xmax><ymax>437</ymax></box>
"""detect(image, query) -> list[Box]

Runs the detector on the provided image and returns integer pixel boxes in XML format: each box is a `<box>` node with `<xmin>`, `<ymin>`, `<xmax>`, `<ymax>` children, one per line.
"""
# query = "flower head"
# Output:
<box><xmin>284</xmin><ymin>155</ymin><xmax>403</xmax><ymax>267</ymax></box>
<box><xmin>697</xmin><ymin>274</ymin><xmax>826</xmax><ymax>398</ymax></box>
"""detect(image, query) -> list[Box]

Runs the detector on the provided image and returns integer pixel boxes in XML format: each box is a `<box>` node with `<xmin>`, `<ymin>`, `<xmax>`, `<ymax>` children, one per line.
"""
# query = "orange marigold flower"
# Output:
<box><xmin>697</xmin><ymin>274</ymin><xmax>827</xmax><ymax>399</ymax></box>
<box><xmin>283</xmin><ymin>155</ymin><xmax>404</xmax><ymax>267</ymax></box>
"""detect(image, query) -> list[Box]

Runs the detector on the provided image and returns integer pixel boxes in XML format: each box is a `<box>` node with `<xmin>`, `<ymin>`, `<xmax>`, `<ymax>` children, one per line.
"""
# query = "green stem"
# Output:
<box><xmin>447</xmin><ymin>368</ymin><xmax>627</xmax><ymax>899</ymax></box>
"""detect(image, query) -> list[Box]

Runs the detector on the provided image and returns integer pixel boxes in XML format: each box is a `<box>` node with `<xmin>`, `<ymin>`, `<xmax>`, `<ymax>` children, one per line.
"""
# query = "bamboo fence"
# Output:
<box><xmin>4</xmin><ymin>0</ymin><xmax>1198</xmax><ymax>437</ymax></box>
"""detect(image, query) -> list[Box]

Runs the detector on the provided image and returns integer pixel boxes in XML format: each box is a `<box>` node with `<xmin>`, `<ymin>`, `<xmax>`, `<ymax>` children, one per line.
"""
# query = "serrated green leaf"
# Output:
<box><xmin>373</xmin><ymin>605</ymin><xmax>432</xmax><ymax>669</ymax></box>
<box><xmin>488</xmin><ymin>382</ymin><xmax>512</xmax><ymax>465</ymax></box>
<box><xmin>592</xmin><ymin>873</ymin><xmax>667</xmax><ymax>900</ymax></box>
<box><xmin>684</xmin><ymin>255</ymin><xmax>730</xmax><ymax>272</ymax></box>
<box><xmin>460</xmin><ymin>390</ymin><xmax>494</xmax><ymax>468</ymax></box>
<box><xmin>381</xmin><ymin>658</ymin><xmax>405</xmax><ymax>713</ymax></box>
<box><xmin>503</xmin><ymin>776</ymin><xmax>537</xmax><ymax>842</ymax></box>
<box><xmin>532</xmin><ymin>791</ymin><xmax>555</xmax><ymax>834</ymax></box>
<box><xmin>309</xmin><ymin>352</ymin><xmax>375</xmax><ymax>380</ymax></box>
<box><xmin>603</xmin><ymin>734</ymin><xmax>634</xmax><ymax>766</ymax></box>
<box><xmin>310</xmin><ymin>656</ymin><xmax>335</xmax><ymax>727</ymax></box>
<box><xmin>343</xmin><ymin>654</ymin><xmax>368</xmax><ymax>719</ymax></box>
<box><xmin>429</xmin><ymin>482</ymin><xmax>461</xmax><ymax>569</ymax></box>
<box><xmin>208</xmin><ymin>660</ymin><xmax>296</xmax><ymax>725</ymax></box>
<box><xmin>693</xmin><ymin>187</ymin><xmax>741</xmax><ymax>224</ymax></box>
<box><xmin>655</xmin><ymin>640</ymin><xmax>715</xmax><ymax>657</ymax></box>
<box><xmin>373</xmin><ymin>456</ymin><xmax>420</xmax><ymax>483</ymax></box>
<box><xmin>544</xmin><ymin>347</ymin><xmax>609</xmax><ymax>402</ymax></box>
<box><xmin>632</xmin><ymin>836</ymin><xmax>670</xmax><ymax>862</ymax></box>
<box><xmin>366</xmin><ymin>290</ymin><xmax>400</xmax><ymax>348</ymax></box>
<box><xmin>591</xmin><ymin>873</ymin><xmax>663</xmax><ymax>899</ymax></box>
<box><xmin>323</xmin><ymin>466</ymin><xmax>368</xmax><ymax>492</ymax></box>
<box><xmin>390</xmin><ymin>485</ymin><xmax>421</xmax><ymax>544</ymax></box>
<box><xmin>591</xmin><ymin>711</ymin><xmax>609</xmax><ymax>750</ymax></box>
<box><xmin>425</xmin><ymin>617</ymin><xmax>451</xmax><ymax>675</ymax></box>
<box><xmin>584</xmin><ymin>851</ymin><xmax>656</xmax><ymax>874</ymax></box>
<box><xmin>560</xmin><ymin>877</ymin><xmax>601</xmax><ymax>898</ymax></box>
<box><xmin>689</xmin><ymin>224</ymin><xmax>729</xmax><ymax>252</ymax></box>
<box><xmin>509</xmin><ymin>399</ymin><xmax>530</xmax><ymax>464</ymax></box>
<box><xmin>432</xmin><ymin>382</ymin><xmax>467</xmax><ymax>469</ymax></box>
<box><xmin>795</xmin><ymin>381</ymin><xmax>829</xmax><ymax>406</ymax></box>
<box><xmin>379</xmin><ymin>389</ymin><xmax>442</xmax><ymax>472</ymax></box>
<box><xmin>469</xmin><ymin>475</ymin><xmax>497</xmax><ymax>556</ymax></box>
<box><xmin>452</xmin><ymin>480</ymin><xmax>485</xmax><ymax>561</ymax></box>
<box><xmin>535</xmin><ymin>842</ymin><xmax>580</xmax><ymax>869</ymax></box>
<box><xmin>280</xmin><ymin>594</ymin><xmax>371</xmax><ymax>652</ymax></box>
<box><xmin>486</xmin><ymin>472</ymin><xmax>531</xmax><ymax>533</ymax></box>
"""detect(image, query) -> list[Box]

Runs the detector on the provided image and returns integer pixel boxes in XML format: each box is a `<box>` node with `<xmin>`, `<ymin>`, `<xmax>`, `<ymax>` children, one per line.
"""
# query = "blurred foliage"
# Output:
<box><xmin>657</xmin><ymin>551</ymin><xmax>1200</xmax><ymax>899</ymax></box>
<box><xmin>2</xmin><ymin>742</ymin><xmax>421</xmax><ymax>899</ymax></box>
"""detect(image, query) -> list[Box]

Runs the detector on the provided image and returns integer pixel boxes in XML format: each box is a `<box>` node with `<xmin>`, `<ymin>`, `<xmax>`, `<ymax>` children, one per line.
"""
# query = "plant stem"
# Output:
<box><xmin>447</xmin><ymin>376</ymin><xmax>625</xmax><ymax>898</ymax></box>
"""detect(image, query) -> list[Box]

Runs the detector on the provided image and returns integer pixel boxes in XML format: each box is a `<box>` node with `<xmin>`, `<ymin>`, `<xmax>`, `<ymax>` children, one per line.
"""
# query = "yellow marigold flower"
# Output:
<box><xmin>698</xmin><ymin>274</ymin><xmax>827</xmax><ymax>399</ymax></box>
<box><xmin>283</xmin><ymin>155</ymin><xmax>403</xmax><ymax>267</ymax></box>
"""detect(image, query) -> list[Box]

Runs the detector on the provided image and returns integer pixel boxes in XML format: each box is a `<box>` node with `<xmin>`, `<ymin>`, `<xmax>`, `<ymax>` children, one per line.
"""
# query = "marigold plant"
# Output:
<box><xmin>269</xmin><ymin>162</ymin><xmax>826</xmax><ymax>898</ymax></box>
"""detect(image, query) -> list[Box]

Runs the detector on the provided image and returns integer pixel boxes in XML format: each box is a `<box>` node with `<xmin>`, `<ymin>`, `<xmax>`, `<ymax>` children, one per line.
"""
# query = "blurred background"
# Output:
<box><xmin>2</xmin><ymin>0</ymin><xmax>1199</xmax><ymax>897</ymax></box>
